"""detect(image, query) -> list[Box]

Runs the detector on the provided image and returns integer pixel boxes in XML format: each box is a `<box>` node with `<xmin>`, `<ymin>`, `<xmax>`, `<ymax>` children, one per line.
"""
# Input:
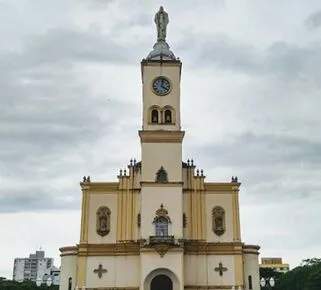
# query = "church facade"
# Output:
<box><xmin>59</xmin><ymin>7</ymin><xmax>260</xmax><ymax>290</ymax></box>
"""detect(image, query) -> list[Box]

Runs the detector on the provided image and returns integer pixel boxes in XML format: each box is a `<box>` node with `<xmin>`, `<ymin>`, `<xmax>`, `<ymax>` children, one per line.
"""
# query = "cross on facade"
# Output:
<box><xmin>214</xmin><ymin>262</ymin><xmax>228</xmax><ymax>276</ymax></box>
<box><xmin>93</xmin><ymin>264</ymin><xmax>107</xmax><ymax>278</ymax></box>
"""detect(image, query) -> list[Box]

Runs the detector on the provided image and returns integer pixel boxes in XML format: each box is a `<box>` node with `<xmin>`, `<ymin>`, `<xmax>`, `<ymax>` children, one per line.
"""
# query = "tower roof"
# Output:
<box><xmin>146</xmin><ymin>40</ymin><xmax>176</xmax><ymax>61</ymax></box>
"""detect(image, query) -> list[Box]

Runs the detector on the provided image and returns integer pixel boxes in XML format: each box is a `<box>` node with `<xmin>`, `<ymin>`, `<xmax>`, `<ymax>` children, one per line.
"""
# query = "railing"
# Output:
<box><xmin>149</xmin><ymin>235</ymin><xmax>175</xmax><ymax>245</ymax></box>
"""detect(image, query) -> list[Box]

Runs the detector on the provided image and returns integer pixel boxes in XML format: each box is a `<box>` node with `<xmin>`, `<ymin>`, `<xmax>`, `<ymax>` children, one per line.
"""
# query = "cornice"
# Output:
<box><xmin>204</xmin><ymin>182</ymin><xmax>241</xmax><ymax>192</ymax></box>
<box><xmin>140</xmin><ymin>181</ymin><xmax>183</xmax><ymax>187</ymax></box>
<box><xmin>184</xmin><ymin>241</ymin><xmax>244</xmax><ymax>255</ymax></box>
<box><xmin>141</xmin><ymin>59</ymin><xmax>182</xmax><ymax>66</ymax></box>
<box><xmin>80</xmin><ymin>182</ymin><xmax>119</xmax><ymax>192</ymax></box>
<box><xmin>139</xmin><ymin>130</ymin><xmax>185</xmax><ymax>143</ymax></box>
<box><xmin>185</xmin><ymin>286</ymin><xmax>241</xmax><ymax>290</ymax></box>
<box><xmin>242</xmin><ymin>244</ymin><xmax>260</xmax><ymax>255</ymax></box>
<box><xmin>86</xmin><ymin>288</ymin><xmax>139</xmax><ymax>290</ymax></box>
<box><xmin>59</xmin><ymin>246</ymin><xmax>78</xmax><ymax>257</ymax></box>
<box><xmin>77</xmin><ymin>243</ymin><xmax>140</xmax><ymax>257</ymax></box>
<box><xmin>74</xmin><ymin>241</ymin><xmax>249</xmax><ymax>257</ymax></box>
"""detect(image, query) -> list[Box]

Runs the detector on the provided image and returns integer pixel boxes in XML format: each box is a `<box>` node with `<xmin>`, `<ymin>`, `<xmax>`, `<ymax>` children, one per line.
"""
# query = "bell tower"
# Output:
<box><xmin>139</xmin><ymin>6</ymin><xmax>184</xmax><ymax>240</ymax></box>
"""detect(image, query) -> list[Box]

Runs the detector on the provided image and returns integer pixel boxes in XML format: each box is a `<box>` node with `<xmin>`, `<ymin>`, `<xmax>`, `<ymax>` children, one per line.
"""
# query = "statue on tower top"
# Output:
<box><xmin>154</xmin><ymin>6</ymin><xmax>169</xmax><ymax>42</ymax></box>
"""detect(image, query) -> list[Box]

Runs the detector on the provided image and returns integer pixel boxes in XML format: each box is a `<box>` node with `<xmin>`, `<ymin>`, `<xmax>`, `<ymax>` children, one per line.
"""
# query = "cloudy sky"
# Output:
<box><xmin>1</xmin><ymin>0</ymin><xmax>321</xmax><ymax>279</ymax></box>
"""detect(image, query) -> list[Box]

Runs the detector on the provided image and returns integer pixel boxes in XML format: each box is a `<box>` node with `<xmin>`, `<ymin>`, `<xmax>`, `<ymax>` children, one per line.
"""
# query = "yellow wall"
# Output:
<box><xmin>141</xmin><ymin>142</ymin><xmax>182</xmax><ymax>182</ymax></box>
<box><xmin>141</xmin><ymin>186</ymin><xmax>183</xmax><ymax>238</ymax></box>
<box><xmin>205</xmin><ymin>193</ymin><xmax>233</xmax><ymax>242</ymax></box>
<box><xmin>87</xmin><ymin>193</ymin><xmax>118</xmax><ymax>244</ymax></box>
<box><xmin>85</xmin><ymin>256</ymin><xmax>140</xmax><ymax>288</ymax></box>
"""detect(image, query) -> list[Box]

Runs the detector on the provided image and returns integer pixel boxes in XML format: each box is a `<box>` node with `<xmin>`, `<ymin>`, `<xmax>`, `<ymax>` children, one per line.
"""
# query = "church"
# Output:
<box><xmin>59</xmin><ymin>7</ymin><xmax>260</xmax><ymax>290</ymax></box>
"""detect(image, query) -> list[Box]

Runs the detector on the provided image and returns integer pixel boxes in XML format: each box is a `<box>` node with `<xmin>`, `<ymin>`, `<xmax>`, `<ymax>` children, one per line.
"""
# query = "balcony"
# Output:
<box><xmin>149</xmin><ymin>235</ymin><xmax>175</xmax><ymax>245</ymax></box>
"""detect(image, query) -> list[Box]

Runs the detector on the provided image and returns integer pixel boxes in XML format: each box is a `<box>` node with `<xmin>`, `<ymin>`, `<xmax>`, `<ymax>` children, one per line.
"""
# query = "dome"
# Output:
<box><xmin>146</xmin><ymin>40</ymin><xmax>177</xmax><ymax>61</ymax></box>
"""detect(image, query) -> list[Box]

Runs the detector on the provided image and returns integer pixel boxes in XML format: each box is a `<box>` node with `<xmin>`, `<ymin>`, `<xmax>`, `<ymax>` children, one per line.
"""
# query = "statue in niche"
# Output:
<box><xmin>212</xmin><ymin>206</ymin><xmax>225</xmax><ymax>236</ymax></box>
<box><xmin>96</xmin><ymin>206</ymin><xmax>111</xmax><ymax>237</ymax></box>
<box><xmin>156</xmin><ymin>166</ymin><xmax>168</xmax><ymax>183</ymax></box>
<box><xmin>154</xmin><ymin>6</ymin><xmax>169</xmax><ymax>42</ymax></box>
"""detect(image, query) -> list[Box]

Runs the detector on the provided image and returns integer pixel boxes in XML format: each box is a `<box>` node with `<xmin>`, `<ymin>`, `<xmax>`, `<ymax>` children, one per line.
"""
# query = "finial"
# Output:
<box><xmin>83</xmin><ymin>176</ymin><xmax>86</xmax><ymax>182</ymax></box>
<box><xmin>201</xmin><ymin>169</ymin><xmax>203</xmax><ymax>176</ymax></box>
<box><xmin>134</xmin><ymin>158</ymin><xmax>136</xmax><ymax>165</ymax></box>
<box><xmin>124</xmin><ymin>169</ymin><xmax>127</xmax><ymax>176</ymax></box>
<box><xmin>187</xmin><ymin>159</ymin><xmax>190</xmax><ymax>166</ymax></box>
<box><xmin>130</xmin><ymin>159</ymin><xmax>133</xmax><ymax>166</ymax></box>
<box><xmin>191</xmin><ymin>159</ymin><xmax>194</xmax><ymax>166</ymax></box>
<box><xmin>154</xmin><ymin>6</ymin><xmax>169</xmax><ymax>42</ymax></box>
<box><xmin>87</xmin><ymin>176</ymin><xmax>90</xmax><ymax>182</ymax></box>
<box><xmin>197</xmin><ymin>169</ymin><xmax>199</xmax><ymax>176</ymax></box>
<box><xmin>120</xmin><ymin>169</ymin><xmax>123</xmax><ymax>176</ymax></box>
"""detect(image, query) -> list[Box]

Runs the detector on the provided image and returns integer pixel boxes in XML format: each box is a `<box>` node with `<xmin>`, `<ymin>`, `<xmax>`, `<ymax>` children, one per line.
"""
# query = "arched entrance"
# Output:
<box><xmin>144</xmin><ymin>268</ymin><xmax>179</xmax><ymax>290</ymax></box>
<box><xmin>151</xmin><ymin>275</ymin><xmax>173</xmax><ymax>290</ymax></box>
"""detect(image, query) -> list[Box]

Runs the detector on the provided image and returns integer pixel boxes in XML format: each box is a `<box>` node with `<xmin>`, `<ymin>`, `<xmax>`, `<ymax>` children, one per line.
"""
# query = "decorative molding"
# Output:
<box><xmin>153</xmin><ymin>204</ymin><xmax>171</xmax><ymax>223</ymax></box>
<box><xmin>78</xmin><ymin>243</ymin><xmax>140</xmax><ymax>257</ymax></box>
<box><xmin>93</xmin><ymin>264</ymin><xmax>107</xmax><ymax>278</ymax></box>
<box><xmin>76</xmin><ymin>241</ymin><xmax>246</xmax><ymax>256</ymax></box>
<box><xmin>139</xmin><ymin>130</ymin><xmax>185</xmax><ymax>143</ymax></box>
<box><xmin>214</xmin><ymin>262</ymin><xmax>228</xmax><ymax>276</ymax></box>
<box><xmin>96</xmin><ymin>206</ymin><xmax>111</xmax><ymax>237</ymax></box>
<box><xmin>156</xmin><ymin>166</ymin><xmax>168</xmax><ymax>183</ymax></box>
<box><xmin>212</xmin><ymin>206</ymin><xmax>225</xmax><ymax>236</ymax></box>
<box><xmin>184</xmin><ymin>241</ymin><xmax>243</xmax><ymax>255</ymax></box>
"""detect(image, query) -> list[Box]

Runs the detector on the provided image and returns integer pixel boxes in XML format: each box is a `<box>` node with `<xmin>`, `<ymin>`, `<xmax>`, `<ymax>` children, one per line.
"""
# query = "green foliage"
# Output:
<box><xmin>0</xmin><ymin>278</ymin><xmax>59</xmax><ymax>290</ymax></box>
<box><xmin>274</xmin><ymin>258</ymin><xmax>321</xmax><ymax>290</ymax></box>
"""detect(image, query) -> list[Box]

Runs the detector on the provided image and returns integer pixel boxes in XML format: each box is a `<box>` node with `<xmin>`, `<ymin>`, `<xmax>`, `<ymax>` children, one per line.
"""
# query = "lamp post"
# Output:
<box><xmin>260</xmin><ymin>277</ymin><xmax>275</xmax><ymax>288</ymax></box>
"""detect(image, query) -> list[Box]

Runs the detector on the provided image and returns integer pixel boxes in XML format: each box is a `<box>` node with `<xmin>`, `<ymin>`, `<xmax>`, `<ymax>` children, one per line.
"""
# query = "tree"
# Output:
<box><xmin>0</xmin><ymin>277</ymin><xmax>59</xmax><ymax>290</ymax></box>
<box><xmin>274</xmin><ymin>258</ymin><xmax>321</xmax><ymax>290</ymax></box>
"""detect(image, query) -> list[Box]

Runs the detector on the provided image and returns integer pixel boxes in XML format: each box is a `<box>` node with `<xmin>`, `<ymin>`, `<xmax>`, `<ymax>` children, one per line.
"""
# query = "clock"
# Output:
<box><xmin>152</xmin><ymin>77</ymin><xmax>171</xmax><ymax>96</ymax></box>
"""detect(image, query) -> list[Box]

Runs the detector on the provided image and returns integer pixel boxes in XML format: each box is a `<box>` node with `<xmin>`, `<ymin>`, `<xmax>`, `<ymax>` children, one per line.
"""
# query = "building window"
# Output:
<box><xmin>96</xmin><ymin>206</ymin><xmax>111</xmax><ymax>237</ymax></box>
<box><xmin>153</xmin><ymin>204</ymin><xmax>171</xmax><ymax>236</ymax></box>
<box><xmin>68</xmin><ymin>277</ymin><xmax>72</xmax><ymax>290</ymax></box>
<box><xmin>151</xmin><ymin>109</ymin><xmax>159</xmax><ymax>123</ymax></box>
<box><xmin>164</xmin><ymin>110</ymin><xmax>172</xmax><ymax>123</ymax></box>
<box><xmin>248</xmin><ymin>275</ymin><xmax>252</xmax><ymax>290</ymax></box>
<box><xmin>212</xmin><ymin>206</ymin><xmax>226</xmax><ymax>236</ymax></box>
<box><xmin>155</xmin><ymin>217</ymin><xmax>169</xmax><ymax>236</ymax></box>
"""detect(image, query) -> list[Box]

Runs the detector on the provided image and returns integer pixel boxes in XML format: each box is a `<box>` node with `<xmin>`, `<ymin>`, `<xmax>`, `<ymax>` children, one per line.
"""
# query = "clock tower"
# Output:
<box><xmin>139</xmin><ymin>8</ymin><xmax>185</xmax><ymax>283</ymax></box>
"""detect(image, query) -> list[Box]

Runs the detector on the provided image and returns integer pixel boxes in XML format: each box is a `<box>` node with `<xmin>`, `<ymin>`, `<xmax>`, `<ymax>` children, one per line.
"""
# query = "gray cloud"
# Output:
<box><xmin>0</xmin><ymin>188</ymin><xmax>80</xmax><ymax>213</ymax></box>
<box><xmin>201</xmin><ymin>132</ymin><xmax>321</xmax><ymax>167</ymax></box>
<box><xmin>0</xmin><ymin>24</ymin><xmax>141</xmax><ymax>213</ymax></box>
<box><xmin>178</xmin><ymin>34</ymin><xmax>321</xmax><ymax>83</ymax></box>
<box><xmin>305</xmin><ymin>10</ymin><xmax>321</xmax><ymax>29</ymax></box>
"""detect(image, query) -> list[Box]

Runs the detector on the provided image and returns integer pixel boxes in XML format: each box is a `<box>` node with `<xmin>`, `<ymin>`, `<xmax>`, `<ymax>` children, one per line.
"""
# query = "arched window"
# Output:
<box><xmin>68</xmin><ymin>277</ymin><xmax>72</xmax><ymax>290</ymax></box>
<box><xmin>155</xmin><ymin>217</ymin><xmax>169</xmax><ymax>236</ymax></box>
<box><xmin>164</xmin><ymin>110</ymin><xmax>172</xmax><ymax>123</ymax></box>
<box><xmin>96</xmin><ymin>206</ymin><xmax>111</xmax><ymax>237</ymax></box>
<box><xmin>212</xmin><ymin>206</ymin><xmax>225</xmax><ymax>236</ymax></box>
<box><xmin>151</xmin><ymin>109</ymin><xmax>159</xmax><ymax>123</ymax></box>
<box><xmin>153</xmin><ymin>204</ymin><xmax>171</xmax><ymax>237</ymax></box>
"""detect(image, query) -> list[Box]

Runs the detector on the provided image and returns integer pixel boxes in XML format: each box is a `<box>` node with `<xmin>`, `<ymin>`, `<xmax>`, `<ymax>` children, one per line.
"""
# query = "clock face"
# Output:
<box><xmin>152</xmin><ymin>77</ymin><xmax>171</xmax><ymax>96</ymax></box>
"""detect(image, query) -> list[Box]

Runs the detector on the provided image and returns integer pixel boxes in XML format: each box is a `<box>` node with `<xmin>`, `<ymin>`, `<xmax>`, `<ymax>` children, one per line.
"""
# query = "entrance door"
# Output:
<box><xmin>151</xmin><ymin>274</ymin><xmax>173</xmax><ymax>290</ymax></box>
